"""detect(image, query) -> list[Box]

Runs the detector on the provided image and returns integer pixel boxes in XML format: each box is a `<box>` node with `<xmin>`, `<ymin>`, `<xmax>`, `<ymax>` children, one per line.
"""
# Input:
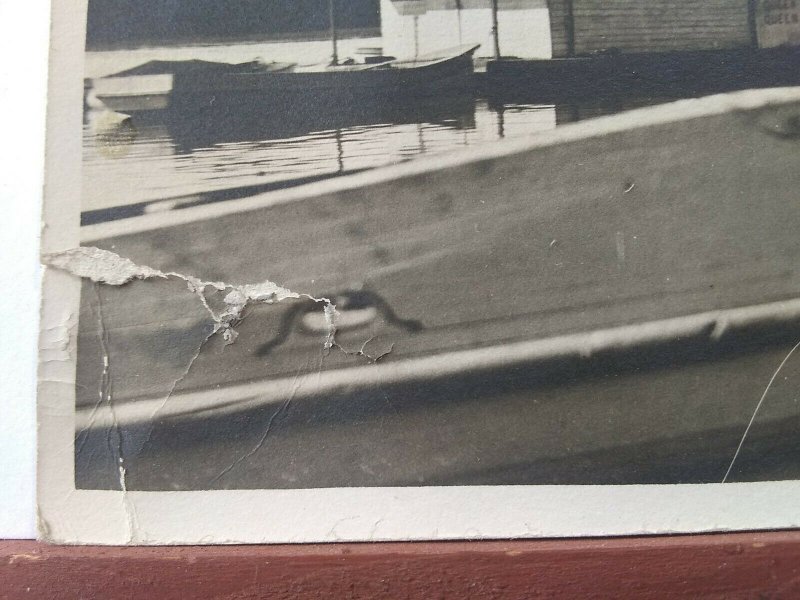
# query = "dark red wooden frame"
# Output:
<box><xmin>3</xmin><ymin>531</ymin><xmax>800</xmax><ymax>598</ymax></box>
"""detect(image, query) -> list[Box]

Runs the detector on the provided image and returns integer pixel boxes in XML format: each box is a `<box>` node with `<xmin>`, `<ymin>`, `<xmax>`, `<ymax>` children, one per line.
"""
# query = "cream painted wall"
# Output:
<box><xmin>380</xmin><ymin>0</ymin><xmax>553</xmax><ymax>59</ymax></box>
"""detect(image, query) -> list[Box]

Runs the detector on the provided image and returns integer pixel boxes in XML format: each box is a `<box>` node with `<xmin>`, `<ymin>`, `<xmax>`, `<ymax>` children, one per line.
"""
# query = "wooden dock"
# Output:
<box><xmin>484</xmin><ymin>46</ymin><xmax>800</xmax><ymax>101</ymax></box>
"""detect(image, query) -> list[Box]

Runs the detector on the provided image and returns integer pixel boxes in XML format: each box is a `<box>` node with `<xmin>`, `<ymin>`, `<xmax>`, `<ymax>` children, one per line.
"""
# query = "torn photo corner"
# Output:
<box><xmin>37</xmin><ymin>0</ymin><xmax>800</xmax><ymax>544</ymax></box>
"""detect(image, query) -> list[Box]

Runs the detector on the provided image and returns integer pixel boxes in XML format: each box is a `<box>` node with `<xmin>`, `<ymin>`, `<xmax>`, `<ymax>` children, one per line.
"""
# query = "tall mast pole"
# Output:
<box><xmin>329</xmin><ymin>0</ymin><xmax>339</xmax><ymax>65</ymax></box>
<box><xmin>491</xmin><ymin>0</ymin><xmax>501</xmax><ymax>58</ymax></box>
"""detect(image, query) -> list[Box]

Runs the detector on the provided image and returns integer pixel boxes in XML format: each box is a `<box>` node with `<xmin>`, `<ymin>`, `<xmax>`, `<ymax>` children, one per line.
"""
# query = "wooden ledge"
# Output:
<box><xmin>3</xmin><ymin>531</ymin><xmax>800</xmax><ymax>598</ymax></box>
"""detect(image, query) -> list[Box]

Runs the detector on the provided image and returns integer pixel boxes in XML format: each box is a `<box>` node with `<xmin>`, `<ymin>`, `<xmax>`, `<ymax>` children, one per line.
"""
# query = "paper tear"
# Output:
<box><xmin>722</xmin><ymin>338</ymin><xmax>800</xmax><ymax>483</ymax></box>
<box><xmin>42</xmin><ymin>247</ymin><xmax>400</xmax><ymax>519</ymax></box>
<box><xmin>208</xmin><ymin>394</ymin><xmax>294</xmax><ymax>486</ymax></box>
<box><xmin>35</xmin><ymin>505</ymin><xmax>53</xmax><ymax>542</ymax></box>
<box><xmin>323</xmin><ymin>303</ymin><xmax>338</xmax><ymax>350</ymax></box>
<box><xmin>334</xmin><ymin>337</ymin><xmax>396</xmax><ymax>363</ymax></box>
<box><xmin>118</xmin><ymin>461</ymin><xmax>140</xmax><ymax>544</ymax></box>
<box><xmin>44</xmin><ymin>246</ymin><xmax>166</xmax><ymax>286</ymax></box>
<box><xmin>43</xmin><ymin>246</ymin><xmax>337</xmax><ymax>345</ymax></box>
<box><xmin>39</xmin><ymin>315</ymin><xmax>74</xmax><ymax>364</ymax></box>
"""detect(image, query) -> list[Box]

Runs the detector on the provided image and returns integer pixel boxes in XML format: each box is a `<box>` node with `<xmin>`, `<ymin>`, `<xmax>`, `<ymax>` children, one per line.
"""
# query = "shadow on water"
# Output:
<box><xmin>110</xmin><ymin>85</ymin><xmax>685</xmax><ymax>153</ymax></box>
<box><xmin>81</xmin><ymin>89</ymin><xmax>485</xmax><ymax>224</ymax></box>
<box><xmin>124</xmin><ymin>89</ymin><xmax>479</xmax><ymax>153</ymax></box>
<box><xmin>82</xmin><ymin>66</ymin><xmax>797</xmax><ymax>227</ymax></box>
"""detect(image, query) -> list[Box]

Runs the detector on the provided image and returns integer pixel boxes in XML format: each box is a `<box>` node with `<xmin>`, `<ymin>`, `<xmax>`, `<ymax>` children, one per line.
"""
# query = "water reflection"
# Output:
<box><xmin>82</xmin><ymin>90</ymin><xmax>676</xmax><ymax>221</ymax></box>
<box><xmin>137</xmin><ymin>92</ymin><xmax>479</xmax><ymax>153</ymax></box>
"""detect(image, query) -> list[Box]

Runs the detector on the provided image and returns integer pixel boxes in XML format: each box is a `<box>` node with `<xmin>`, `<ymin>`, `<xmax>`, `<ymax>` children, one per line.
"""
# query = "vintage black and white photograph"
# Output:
<box><xmin>38</xmin><ymin>0</ymin><xmax>800</xmax><ymax>543</ymax></box>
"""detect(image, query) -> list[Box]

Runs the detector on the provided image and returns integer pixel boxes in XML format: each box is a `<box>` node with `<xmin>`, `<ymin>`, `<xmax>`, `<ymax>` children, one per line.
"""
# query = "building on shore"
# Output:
<box><xmin>547</xmin><ymin>0</ymin><xmax>757</xmax><ymax>57</ymax></box>
<box><xmin>380</xmin><ymin>0</ymin><xmax>554</xmax><ymax>59</ymax></box>
<box><xmin>85</xmin><ymin>0</ymin><xmax>799</xmax><ymax>58</ymax></box>
<box><xmin>381</xmin><ymin>1</ymin><xmax>800</xmax><ymax>60</ymax></box>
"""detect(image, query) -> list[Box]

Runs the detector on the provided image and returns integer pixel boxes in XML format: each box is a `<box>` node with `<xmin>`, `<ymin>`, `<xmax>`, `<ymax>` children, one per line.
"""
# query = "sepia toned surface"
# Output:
<box><xmin>75</xmin><ymin>99</ymin><xmax>800</xmax><ymax>491</ymax></box>
<box><xmin>38</xmin><ymin>0</ymin><xmax>800</xmax><ymax>543</ymax></box>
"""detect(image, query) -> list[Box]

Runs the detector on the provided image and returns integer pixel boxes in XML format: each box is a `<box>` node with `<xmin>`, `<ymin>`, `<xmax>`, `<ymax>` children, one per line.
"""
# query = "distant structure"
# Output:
<box><xmin>380</xmin><ymin>1</ymin><xmax>788</xmax><ymax>60</ymax></box>
<box><xmin>84</xmin><ymin>0</ymin><xmax>799</xmax><ymax>56</ymax></box>
<box><xmin>547</xmin><ymin>0</ymin><xmax>757</xmax><ymax>57</ymax></box>
<box><xmin>380</xmin><ymin>0</ymin><xmax>554</xmax><ymax>59</ymax></box>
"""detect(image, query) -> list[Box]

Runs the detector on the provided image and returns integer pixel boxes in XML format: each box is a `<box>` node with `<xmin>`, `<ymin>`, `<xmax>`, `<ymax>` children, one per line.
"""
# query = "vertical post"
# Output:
<box><xmin>334</xmin><ymin>127</ymin><xmax>344</xmax><ymax>172</ymax></box>
<box><xmin>491</xmin><ymin>0</ymin><xmax>501</xmax><ymax>59</ymax></box>
<box><xmin>565</xmin><ymin>0</ymin><xmax>576</xmax><ymax>57</ymax></box>
<box><xmin>456</xmin><ymin>0</ymin><xmax>464</xmax><ymax>45</ymax></box>
<box><xmin>413</xmin><ymin>15</ymin><xmax>420</xmax><ymax>59</ymax></box>
<box><xmin>496</xmin><ymin>104</ymin><xmax>506</xmax><ymax>139</ymax></box>
<box><xmin>747</xmin><ymin>0</ymin><xmax>760</xmax><ymax>49</ymax></box>
<box><xmin>329</xmin><ymin>0</ymin><xmax>339</xmax><ymax>66</ymax></box>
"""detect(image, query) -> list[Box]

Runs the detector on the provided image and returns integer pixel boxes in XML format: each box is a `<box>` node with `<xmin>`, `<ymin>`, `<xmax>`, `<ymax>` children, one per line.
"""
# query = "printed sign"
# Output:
<box><xmin>757</xmin><ymin>0</ymin><xmax>800</xmax><ymax>47</ymax></box>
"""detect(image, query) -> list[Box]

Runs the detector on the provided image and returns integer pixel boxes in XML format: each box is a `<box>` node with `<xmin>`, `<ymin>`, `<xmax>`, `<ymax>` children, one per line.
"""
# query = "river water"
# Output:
<box><xmin>81</xmin><ymin>38</ymin><xmax>675</xmax><ymax>220</ymax></box>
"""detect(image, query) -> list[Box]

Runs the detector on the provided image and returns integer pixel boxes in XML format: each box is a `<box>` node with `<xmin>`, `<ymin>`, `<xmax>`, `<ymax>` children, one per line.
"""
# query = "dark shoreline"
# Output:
<box><xmin>86</xmin><ymin>27</ymin><xmax>381</xmax><ymax>52</ymax></box>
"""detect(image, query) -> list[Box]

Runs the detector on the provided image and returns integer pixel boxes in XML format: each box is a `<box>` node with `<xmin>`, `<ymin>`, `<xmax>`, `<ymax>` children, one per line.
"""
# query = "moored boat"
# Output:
<box><xmin>88</xmin><ymin>58</ymin><xmax>297</xmax><ymax>112</ymax></box>
<box><xmin>76</xmin><ymin>89</ymin><xmax>800</xmax><ymax>489</ymax></box>
<box><xmin>89</xmin><ymin>44</ymin><xmax>480</xmax><ymax>113</ymax></box>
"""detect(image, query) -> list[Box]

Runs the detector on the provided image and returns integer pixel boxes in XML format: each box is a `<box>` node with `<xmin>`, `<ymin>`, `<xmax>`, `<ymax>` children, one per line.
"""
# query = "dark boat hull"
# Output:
<box><xmin>171</xmin><ymin>50</ymin><xmax>477</xmax><ymax>114</ymax></box>
<box><xmin>76</xmin><ymin>90</ymin><xmax>800</xmax><ymax>490</ymax></box>
<box><xmin>93</xmin><ymin>46</ymin><xmax>479</xmax><ymax>113</ymax></box>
